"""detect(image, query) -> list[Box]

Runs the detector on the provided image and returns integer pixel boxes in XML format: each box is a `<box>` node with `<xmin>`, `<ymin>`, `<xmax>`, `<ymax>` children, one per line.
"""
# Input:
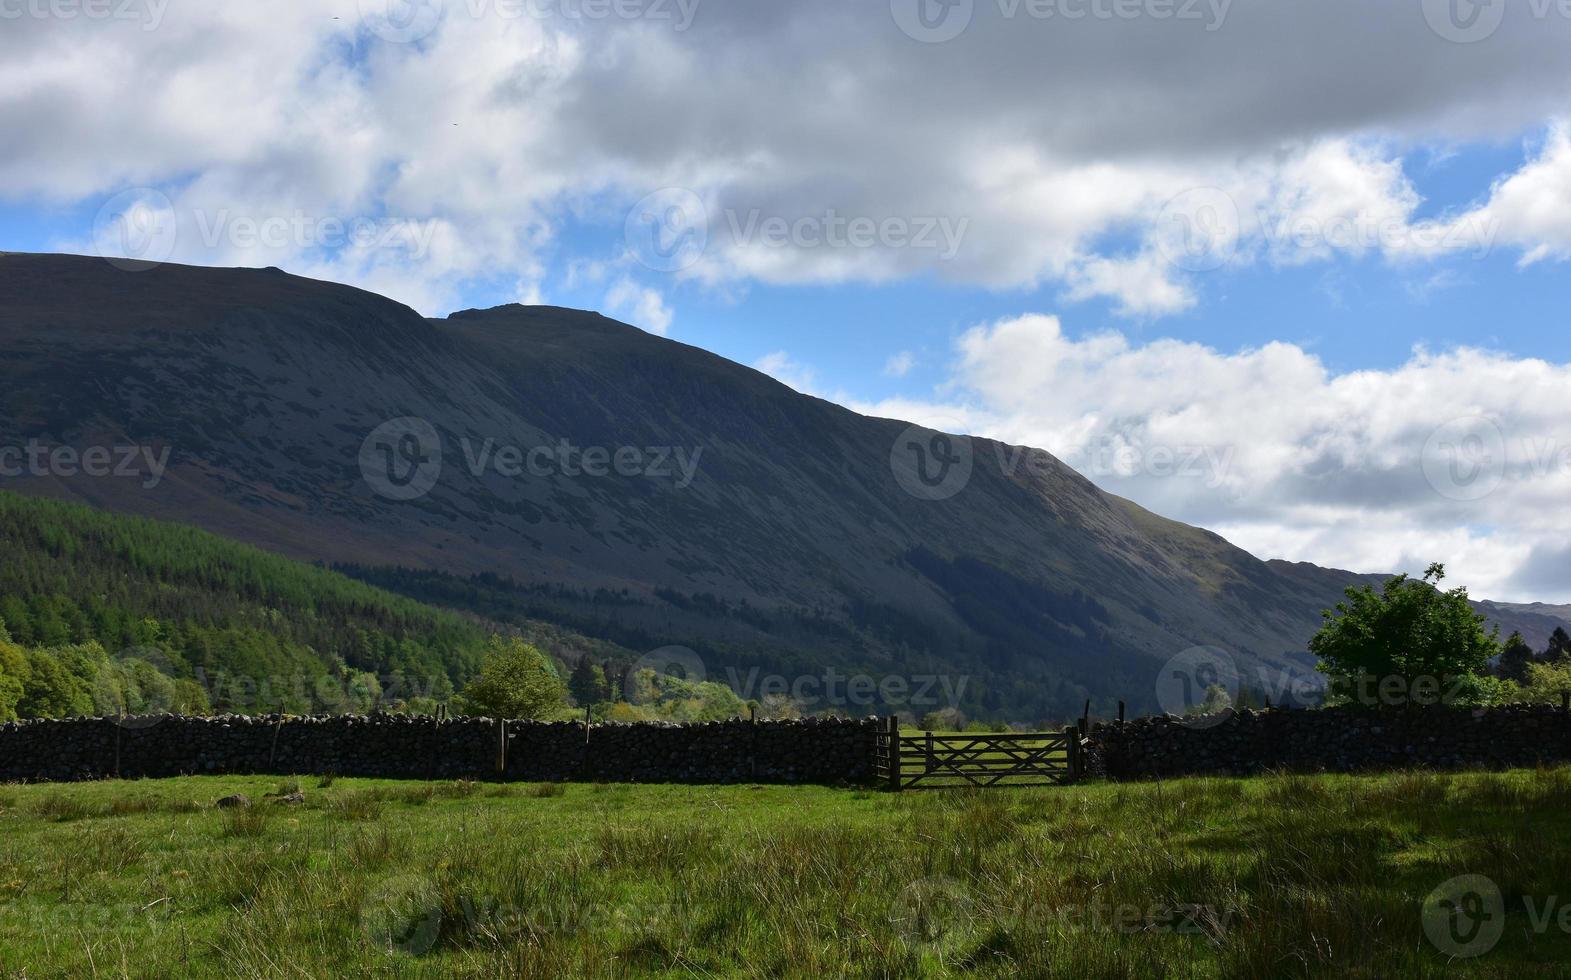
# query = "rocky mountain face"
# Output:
<box><xmin>1</xmin><ymin>253</ymin><xmax>1560</xmax><ymax>720</ymax></box>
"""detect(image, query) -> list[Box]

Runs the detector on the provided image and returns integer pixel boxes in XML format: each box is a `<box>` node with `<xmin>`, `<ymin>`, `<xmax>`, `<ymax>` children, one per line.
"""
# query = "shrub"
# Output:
<box><xmin>455</xmin><ymin>636</ymin><xmax>565</xmax><ymax>720</ymax></box>
<box><xmin>1520</xmin><ymin>661</ymin><xmax>1571</xmax><ymax>704</ymax></box>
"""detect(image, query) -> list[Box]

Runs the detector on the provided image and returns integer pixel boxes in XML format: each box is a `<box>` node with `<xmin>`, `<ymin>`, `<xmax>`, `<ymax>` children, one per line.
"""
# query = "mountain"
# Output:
<box><xmin>0</xmin><ymin>252</ymin><xmax>1562</xmax><ymax>720</ymax></box>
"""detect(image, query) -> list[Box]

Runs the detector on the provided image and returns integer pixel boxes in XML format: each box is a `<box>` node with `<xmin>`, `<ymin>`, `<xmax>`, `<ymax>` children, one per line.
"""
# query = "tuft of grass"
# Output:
<box><xmin>326</xmin><ymin>790</ymin><xmax>385</xmax><ymax>822</ymax></box>
<box><xmin>526</xmin><ymin>782</ymin><xmax>566</xmax><ymax>798</ymax></box>
<box><xmin>219</xmin><ymin>805</ymin><xmax>272</xmax><ymax>838</ymax></box>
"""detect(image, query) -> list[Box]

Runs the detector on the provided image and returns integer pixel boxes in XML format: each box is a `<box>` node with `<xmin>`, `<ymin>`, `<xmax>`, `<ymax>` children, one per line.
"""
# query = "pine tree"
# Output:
<box><xmin>568</xmin><ymin>658</ymin><xmax>609</xmax><ymax>706</ymax></box>
<box><xmin>1546</xmin><ymin>627</ymin><xmax>1571</xmax><ymax>665</ymax></box>
<box><xmin>1497</xmin><ymin>631</ymin><xmax>1535</xmax><ymax>684</ymax></box>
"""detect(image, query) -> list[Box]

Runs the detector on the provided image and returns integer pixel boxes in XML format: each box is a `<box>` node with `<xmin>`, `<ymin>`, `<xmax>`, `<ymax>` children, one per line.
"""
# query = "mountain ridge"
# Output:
<box><xmin>1</xmin><ymin>251</ymin><xmax>1562</xmax><ymax>719</ymax></box>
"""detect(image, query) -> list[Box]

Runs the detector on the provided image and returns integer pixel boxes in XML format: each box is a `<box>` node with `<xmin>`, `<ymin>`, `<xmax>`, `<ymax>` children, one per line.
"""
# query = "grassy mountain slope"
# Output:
<box><xmin>1</xmin><ymin>252</ymin><xmax>1562</xmax><ymax>721</ymax></box>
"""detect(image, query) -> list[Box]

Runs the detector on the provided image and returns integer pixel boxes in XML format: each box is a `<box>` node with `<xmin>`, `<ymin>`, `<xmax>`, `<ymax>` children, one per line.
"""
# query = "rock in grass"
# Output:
<box><xmin>216</xmin><ymin>793</ymin><xmax>251</xmax><ymax>809</ymax></box>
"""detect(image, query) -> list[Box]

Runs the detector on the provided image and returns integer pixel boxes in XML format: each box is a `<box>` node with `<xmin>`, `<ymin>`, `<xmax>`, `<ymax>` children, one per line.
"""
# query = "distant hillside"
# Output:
<box><xmin>0</xmin><ymin>490</ymin><xmax>488</xmax><ymax>713</ymax></box>
<box><xmin>2</xmin><ymin>253</ymin><xmax>1564</xmax><ymax>721</ymax></box>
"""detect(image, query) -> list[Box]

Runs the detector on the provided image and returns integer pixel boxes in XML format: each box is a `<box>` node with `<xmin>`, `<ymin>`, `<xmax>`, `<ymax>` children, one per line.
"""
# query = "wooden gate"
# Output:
<box><xmin>874</xmin><ymin>718</ymin><xmax>1082</xmax><ymax>789</ymax></box>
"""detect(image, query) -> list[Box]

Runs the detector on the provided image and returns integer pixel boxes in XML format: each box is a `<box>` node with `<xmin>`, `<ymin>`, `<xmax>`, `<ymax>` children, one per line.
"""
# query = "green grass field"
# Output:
<box><xmin>2</xmin><ymin>769</ymin><xmax>1570</xmax><ymax>978</ymax></box>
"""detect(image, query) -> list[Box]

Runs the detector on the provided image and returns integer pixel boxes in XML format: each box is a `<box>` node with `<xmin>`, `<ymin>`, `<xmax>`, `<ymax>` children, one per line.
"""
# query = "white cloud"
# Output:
<box><xmin>849</xmin><ymin>314</ymin><xmax>1571</xmax><ymax>602</ymax></box>
<box><xmin>752</xmin><ymin>351</ymin><xmax>816</xmax><ymax>392</ymax></box>
<box><xmin>883</xmin><ymin>351</ymin><xmax>916</xmax><ymax>378</ymax></box>
<box><xmin>1418</xmin><ymin>124</ymin><xmax>1571</xmax><ymax>266</ymax></box>
<box><xmin>8</xmin><ymin>3</ymin><xmax>1571</xmax><ymax>316</ymax></box>
<box><xmin>603</xmin><ymin>278</ymin><xmax>673</xmax><ymax>334</ymax></box>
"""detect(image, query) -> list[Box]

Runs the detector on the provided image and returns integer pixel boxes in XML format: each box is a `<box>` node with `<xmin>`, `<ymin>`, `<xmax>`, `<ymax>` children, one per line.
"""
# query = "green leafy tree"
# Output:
<box><xmin>347</xmin><ymin>671</ymin><xmax>384</xmax><ymax>714</ymax></box>
<box><xmin>756</xmin><ymin>693</ymin><xmax>801</xmax><ymax>720</ymax></box>
<box><xmin>16</xmin><ymin>649</ymin><xmax>94</xmax><ymax>718</ymax></box>
<box><xmin>567</xmin><ymin>658</ymin><xmax>610</xmax><ymax>707</ymax></box>
<box><xmin>1521</xmin><ymin>660</ymin><xmax>1571</xmax><ymax>704</ymax></box>
<box><xmin>171</xmin><ymin>678</ymin><xmax>211</xmax><ymax>715</ymax></box>
<box><xmin>624</xmin><ymin>669</ymin><xmax>744</xmax><ymax>722</ymax></box>
<box><xmin>1309</xmin><ymin>564</ymin><xmax>1500</xmax><ymax>706</ymax></box>
<box><xmin>0</xmin><ymin>635</ymin><xmax>28</xmax><ymax>722</ymax></box>
<box><xmin>457</xmin><ymin>636</ymin><xmax>565</xmax><ymax>719</ymax></box>
<box><xmin>1496</xmin><ymin>631</ymin><xmax>1536</xmax><ymax>684</ymax></box>
<box><xmin>919</xmin><ymin>707</ymin><xmax>967</xmax><ymax>731</ymax></box>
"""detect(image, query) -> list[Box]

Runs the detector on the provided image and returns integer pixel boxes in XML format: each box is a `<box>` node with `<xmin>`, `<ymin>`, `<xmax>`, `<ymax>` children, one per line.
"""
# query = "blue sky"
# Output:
<box><xmin>4</xmin><ymin>0</ymin><xmax>1571</xmax><ymax>600</ymax></box>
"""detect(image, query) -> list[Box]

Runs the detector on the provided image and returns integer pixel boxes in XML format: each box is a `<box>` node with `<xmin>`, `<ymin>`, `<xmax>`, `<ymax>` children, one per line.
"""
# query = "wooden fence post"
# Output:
<box><xmin>1561</xmin><ymin>691</ymin><xmax>1569</xmax><ymax>713</ymax></box>
<box><xmin>495</xmin><ymin>718</ymin><xmax>507</xmax><ymax>775</ymax></box>
<box><xmin>1117</xmin><ymin>701</ymin><xmax>1125</xmax><ymax>725</ymax></box>
<box><xmin>268</xmin><ymin>713</ymin><xmax>284</xmax><ymax>772</ymax></box>
<box><xmin>887</xmin><ymin>715</ymin><xmax>902</xmax><ymax>792</ymax></box>
<box><xmin>1065</xmin><ymin>724</ymin><xmax>1080</xmax><ymax>781</ymax></box>
<box><xmin>749</xmin><ymin>703</ymin><xmax>758</xmax><ymax>780</ymax></box>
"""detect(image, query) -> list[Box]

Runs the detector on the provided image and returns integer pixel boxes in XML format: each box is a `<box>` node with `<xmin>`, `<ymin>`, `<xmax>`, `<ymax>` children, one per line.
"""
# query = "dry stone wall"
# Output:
<box><xmin>0</xmin><ymin>715</ymin><xmax>881</xmax><ymax>785</ymax></box>
<box><xmin>8</xmin><ymin>706</ymin><xmax>1568</xmax><ymax>786</ymax></box>
<box><xmin>1083</xmin><ymin>704</ymin><xmax>1571</xmax><ymax>779</ymax></box>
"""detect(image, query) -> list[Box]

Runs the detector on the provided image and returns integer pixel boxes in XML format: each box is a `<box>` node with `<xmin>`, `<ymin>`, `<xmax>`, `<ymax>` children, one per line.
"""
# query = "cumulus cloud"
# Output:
<box><xmin>6</xmin><ymin>1</ymin><xmax>1571</xmax><ymax>314</ymax></box>
<box><xmin>603</xmin><ymin>277</ymin><xmax>673</xmax><ymax>334</ymax></box>
<box><xmin>752</xmin><ymin>351</ymin><xmax>816</xmax><ymax>392</ymax></box>
<box><xmin>848</xmin><ymin>314</ymin><xmax>1571</xmax><ymax>601</ymax></box>
<box><xmin>1418</xmin><ymin>124</ymin><xmax>1571</xmax><ymax>265</ymax></box>
<box><xmin>883</xmin><ymin>351</ymin><xmax>916</xmax><ymax>378</ymax></box>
